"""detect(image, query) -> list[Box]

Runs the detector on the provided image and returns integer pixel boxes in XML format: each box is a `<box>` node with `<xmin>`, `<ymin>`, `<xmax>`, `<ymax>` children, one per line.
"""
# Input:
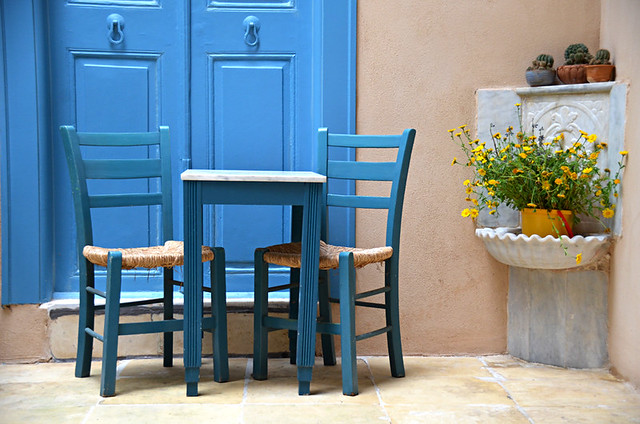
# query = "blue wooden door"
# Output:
<box><xmin>49</xmin><ymin>2</ymin><xmax>188</xmax><ymax>295</ymax></box>
<box><xmin>42</xmin><ymin>1</ymin><xmax>353</xmax><ymax>299</ymax></box>
<box><xmin>191</xmin><ymin>2</ymin><xmax>314</xmax><ymax>292</ymax></box>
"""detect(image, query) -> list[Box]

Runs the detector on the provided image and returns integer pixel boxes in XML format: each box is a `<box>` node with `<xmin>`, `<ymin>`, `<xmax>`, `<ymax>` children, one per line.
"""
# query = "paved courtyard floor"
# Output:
<box><xmin>1</xmin><ymin>355</ymin><xmax>639</xmax><ymax>423</ymax></box>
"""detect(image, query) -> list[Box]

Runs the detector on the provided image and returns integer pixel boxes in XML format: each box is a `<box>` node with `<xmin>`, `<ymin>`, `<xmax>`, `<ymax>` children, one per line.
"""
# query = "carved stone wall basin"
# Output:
<box><xmin>476</xmin><ymin>227</ymin><xmax>611</xmax><ymax>269</ymax></box>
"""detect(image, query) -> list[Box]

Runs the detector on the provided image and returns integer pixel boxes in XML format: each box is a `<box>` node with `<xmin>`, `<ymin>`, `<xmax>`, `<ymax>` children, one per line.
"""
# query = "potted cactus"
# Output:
<box><xmin>585</xmin><ymin>49</ymin><xmax>615</xmax><ymax>82</ymax></box>
<box><xmin>557</xmin><ymin>43</ymin><xmax>593</xmax><ymax>84</ymax></box>
<box><xmin>525</xmin><ymin>54</ymin><xmax>556</xmax><ymax>86</ymax></box>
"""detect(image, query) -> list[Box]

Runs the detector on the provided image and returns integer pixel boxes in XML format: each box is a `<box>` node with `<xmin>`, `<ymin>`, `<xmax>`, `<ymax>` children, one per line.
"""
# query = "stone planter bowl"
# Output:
<box><xmin>475</xmin><ymin>227</ymin><xmax>611</xmax><ymax>269</ymax></box>
<box><xmin>557</xmin><ymin>64</ymin><xmax>588</xmax><ymax>84</ymax></box>
<box><xmin>525</xmin><ymin>69</ymin><xmax>556</xmax><ymax>87</ymax></box>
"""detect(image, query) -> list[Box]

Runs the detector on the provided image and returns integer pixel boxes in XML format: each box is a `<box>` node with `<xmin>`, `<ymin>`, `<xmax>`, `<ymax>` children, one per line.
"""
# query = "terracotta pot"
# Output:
<box><xmin>525</xmin><ymin>69</ymin><xmax>556</xmax><ymax>87</ymax></box>
<box><xmin>585</xmin><ymin>64</ymin><xmax>615</xmax><ymax>83</ymax></box>
<box><xmin>556</xmin><ymin>65</ymin><xmax>588</xmax><ymax>84</ymax></box>
<box><xmin>521</xmin><ymin>208</ymin><xmax>574</xmax><ymax>237</ymax></box>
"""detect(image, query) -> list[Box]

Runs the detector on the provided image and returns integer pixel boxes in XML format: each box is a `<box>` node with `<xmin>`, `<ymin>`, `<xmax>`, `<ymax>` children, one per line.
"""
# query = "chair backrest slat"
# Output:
<box><xmin>83</xmin><ymin>159</ymin><xmax>162</xmax><ymax>179</ymax></box>
<box><xmin>327</xmin><ymin>194</ymin><xmax>390</xmax><ymax>209</ymax></box>
<box><xmin>327</xmin><ymin>161</ymin><xmax>396</xmax><ymax>181</ymax></box>
<box><xmin>60</xmin><ymin>126</ymin><xmax>173</xmax><ymax>262</ymax></box>
<box><xmin>88</xmin><ymin>193</ymin><xmax>164</xmax><ymax>209</ymax></box>
<box><xmin>78</xmin><ymin>132</ymin><xmax>162</xmax><ymax>146</ymax></box>
<box><xmin>317</xmin><ymin>127</ymin><xmax>415</xmax><ymax>249</ymax></box>
<box><xmin>327</xmin><ymin>133</ymin><xmax>403</xmax><ymax>148</ymax></box>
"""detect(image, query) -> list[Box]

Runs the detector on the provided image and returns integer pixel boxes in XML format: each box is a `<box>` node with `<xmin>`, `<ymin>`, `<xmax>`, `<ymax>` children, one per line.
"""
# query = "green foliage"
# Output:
<box><xmin>564</xmin><ymin>43</ymin><xmax>593</xmax><ymax>65</ymax></box>
<box><xmin>449</xmin><ymin>105</ymin><xmax>626</xmax><ymax>228</ymax></box>
<box><xmin>590</xmin><ymin>49</ymin><xmax>611</xmax><ymax>65</ymax></box>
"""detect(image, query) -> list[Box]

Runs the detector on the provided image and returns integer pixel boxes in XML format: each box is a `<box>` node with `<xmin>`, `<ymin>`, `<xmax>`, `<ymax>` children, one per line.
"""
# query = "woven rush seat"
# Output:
<box><xmin>263</xmin><ymin>240</ymin><xmax>393</xmax><ymax>270</ymax></box>
<box><xmin>83</xmin><ymin>240</ymin><xmax>214</xmax><ymax>270</ymax></box>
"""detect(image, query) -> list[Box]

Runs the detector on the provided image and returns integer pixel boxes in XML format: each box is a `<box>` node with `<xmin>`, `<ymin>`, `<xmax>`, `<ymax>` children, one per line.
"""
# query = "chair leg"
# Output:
<box><xmin>100</xmin><ymin>252</ymin><xmax>123</xmax><ymax>397</ymax></box>
<box><xmin>288</xmin><ymin>267</ymin><xmax>299</xmax><ymax>364</ymax></box>
<box><xmin>385</xmin><ymin>258</ymin><xmax>405</xmax><ymax>378</ymax></box>
<box><xmin>75</xmin><ymin>263</ymin><xmax>95</xmax><ymax>378</ymax></box>
<box><xmin>163</xmin><ymin>267</ymin><xmax>173</xmax><ymax>368</ymax></box>
<box><xmin>338</xmin><ymin>252</ymin><xmax>358</xmax><ymax>396</ymax></box>
<box><xmin>211</xmin><ymin>247</ymin><xmax>229</xmax><ymax>383</ymax></box>
<box><xmin>253</xmin><ymin>248</ymin><xmax>269</xmax><ymax>380</ymax></box>
<box><xmin>318</xmin><ymin>270</ymin><xmax>336</xmax><ymax>366</ymax></box>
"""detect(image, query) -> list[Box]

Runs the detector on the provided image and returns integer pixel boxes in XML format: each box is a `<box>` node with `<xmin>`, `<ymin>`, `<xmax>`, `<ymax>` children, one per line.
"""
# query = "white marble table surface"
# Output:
<box><xmin>181</xmin><ymin>169</ymin><xmax>326</xmax><ymax>183</ymax></box>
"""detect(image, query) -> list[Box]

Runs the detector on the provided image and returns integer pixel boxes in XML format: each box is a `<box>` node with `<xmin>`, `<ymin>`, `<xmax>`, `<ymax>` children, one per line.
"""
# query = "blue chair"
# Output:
<box><xmin>253</xmin><ymin>128</ymin><xmax>415</xmax><ymax>395</ymax></box>
<box><xmin>60</xmin><ymin>126</ymin><xmax>229</xmax><ymax>396</ymax></box>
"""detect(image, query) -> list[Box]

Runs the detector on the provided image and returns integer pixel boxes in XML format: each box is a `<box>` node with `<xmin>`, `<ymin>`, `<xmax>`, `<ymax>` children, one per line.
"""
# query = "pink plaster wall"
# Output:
<box><xmin>601</xmin><ymin>0</ymin><xmax>640</xmax><ymax>388</ymax></box>
<box><xmin>354</xmin><ymin>0</ymin><xmax>600</xmax><ymax>355</ymax></box>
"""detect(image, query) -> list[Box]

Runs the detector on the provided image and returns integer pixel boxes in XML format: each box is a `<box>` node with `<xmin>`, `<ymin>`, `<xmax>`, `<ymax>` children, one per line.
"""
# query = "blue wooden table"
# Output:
<box><xmin>181</xmin><ymin>170</ymin><xmax>326</xmax><ymax>396</ymax></box>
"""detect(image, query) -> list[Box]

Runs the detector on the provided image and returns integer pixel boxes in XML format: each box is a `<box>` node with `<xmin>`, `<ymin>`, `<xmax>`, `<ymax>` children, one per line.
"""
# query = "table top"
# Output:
<box><xmin>181</xmin><ymin>169</ymin><xmax>326</xmax><ymax>183</ymax></box>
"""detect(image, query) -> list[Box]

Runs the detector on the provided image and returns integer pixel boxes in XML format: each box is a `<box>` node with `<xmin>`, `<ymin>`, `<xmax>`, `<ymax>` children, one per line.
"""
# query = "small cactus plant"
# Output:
<box><xmin>564</xmin><ymin>43</ymin><xmax>593</xmax><ymax>65</ymax></box>
<box><xmin>527</xmin><ymin>54</ymin><xmax>555</xmax><ymax>71</ymax></box>
<box><xmin>590</xmin><ymin>49</ymin><xmax>611</xmax><ymax>65</ymax></box>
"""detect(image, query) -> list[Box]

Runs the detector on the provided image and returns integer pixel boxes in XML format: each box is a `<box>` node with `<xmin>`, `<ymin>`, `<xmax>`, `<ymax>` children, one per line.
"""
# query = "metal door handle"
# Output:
<box><xmin>243</xmin><ymin>16</ymin><xmax>260</xmax><ymax>47</ymax></box>
<box><xmin>107</xmin><ymin>14</ymin><xmax>125</xmax><ymax>45</ymax></box>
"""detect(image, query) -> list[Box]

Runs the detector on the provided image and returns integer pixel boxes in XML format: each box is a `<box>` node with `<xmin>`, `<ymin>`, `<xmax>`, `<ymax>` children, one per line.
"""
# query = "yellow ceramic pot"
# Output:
<box><xmin>521</xmin><ymin>208</ymin><xmax>574</xmax><ymax>237</ymax></box>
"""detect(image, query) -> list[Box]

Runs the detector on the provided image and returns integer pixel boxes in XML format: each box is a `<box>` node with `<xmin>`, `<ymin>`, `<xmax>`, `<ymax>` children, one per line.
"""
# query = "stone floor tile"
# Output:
<box><xmin>385</xmin><ymin>405</ymin><xmax>530</xmax><ymax>424</ymax></box>
<box><xmin>368</xmin><ymin>355</ymin><xmax>492</xmax><ymax>378</ymax></box>
<box><xmin>245</xmin><ymin>358</ymin><xmax>379</xmax><ymax>404</ymax></box>
<box><xmin>100</xmin><ymin>357</ymin><xmax>247</xmax><ymax>404</ymax></box>
<box><xmin>523</xmin><ymin>406</ymin><xmax>640</xmax><ymax>423</ymax></box>
<box><xmin>242</xmin><ymin>403</ymin><xmax>390</xmax><ymax>424</ymax></box>
<box><xmin>0</xmin><ymin>406</ymin><xmax>91</xmax><ymax>424</ymax></box>
<box><xmin>502</xmin><ymin>377</ymin><xmax>640</xmax><ymax>408</ymax></box>
<box><xmin>85</xmin><ymin>404</ymin><xmax>243</xmax><ymax>424</ymax></box>
<box><xmin>368</xmin><ymin>357</ymin><xmax>510</xmax><ymax>407</ymax></box>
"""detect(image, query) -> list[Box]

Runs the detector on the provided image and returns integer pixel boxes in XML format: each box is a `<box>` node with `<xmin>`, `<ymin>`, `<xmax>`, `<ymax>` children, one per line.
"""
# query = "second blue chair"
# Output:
<box><xmin>253</xmin><ymin>127</ymin><xmax>415</xmax><ymax>395</ymax></box>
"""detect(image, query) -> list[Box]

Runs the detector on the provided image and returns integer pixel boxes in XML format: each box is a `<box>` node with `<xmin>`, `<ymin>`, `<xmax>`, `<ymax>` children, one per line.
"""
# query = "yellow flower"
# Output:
<box><xmin>459</xmin><ymin>124</ymin><xmax>467</xmax><ymax>129</ymax></box>
<box><xmin>620</xmin><ymin>150</ymin><xmax>629</xmax><ymax>156</ymax></box>
<box><xmin>471</xmin><ymin>199</ymin><xmax>479</xmax><ymax>206</ymax></box>
<box><xmin>587</xmin><ymin>134</ymin><xmax>597</xmax><ymax>143</ymax></box>
<box><xmin>555</xmin><ymin>178</ymin><xmax>563</xmax><ymax>185</ymax></box>
<box><xmin>557</xmin><ymin>193</ymin><xmax>566</xmax><ymax>198</ymax></box>
<box><xmin>465</xmin><ymin>186</ymin><xmax>473</xmax><ymax>195</ymax></box>
<box><xmin>560</xmin><ymin>166</ymin><xmax>569</xmax><ymax>172</ymax></box>
<box><xmin>515</xmin><ymin>103</ymin><xmax>521</xmax><ymax>107</ymax></box>
<box><xmin>579</xmin><ymin>130</ymin><xmax>588</xmax><ymax>136</ymax></box>
<box><xmin>576</xmin><ymin>253</ymin><xmax>583</xmax><ymax>265</ymax></box>
<box><xmin>555</xmin><ymin>150</ymin><xmax>563</xmax><ymax>154</ymax></box>
<box><xmin>451</xmin><ymin>157</ymin><xmax>457</xmax><ymax>166</ymax></box>
<box><xmin>542</xmin><ymin>181</ymin><xmax>551</xmax><ymax>190</ymax></box>
<box><xmin>471</xmin><ymin>145</ymin><xmax>484</xmax><ymax>153</ymax></box>
<box><xmin>489</xmin><ymin>210</ymin><xmax>497</xmax><ymax>215</ymax></box>
<box><xmin>614</xmin><ymin>179</ymin><xmax>620</xmax><ymax>184</ymax></box>
<box><xmin>570</xmin><ymin>172</ymin><xmax>578</xmax><ymax>180</ymax></box>
<box><xmin>519</xmin><ymin>152</ymin><xmax>527</xmax><ymax>159</ymax></box>
<box><xmin>478</xmin><ymin>169</ymin><xmax>486</xmax><ymax>176</ymax></box>
<box><xmin>463</xmin><ymin>179</ymin><xmax>471</xmax><ymax>186</ymax></box>
<box><xmin>461</xmin><ymin>208</ymin><xmax>470</xmax><ymax>217</ymax></box>
<box><xmin>523</xmin><ymin>146</ymin><xmax>532</xmax><ymax>152</ymax></box>
<box><xmin>596</xmin><ymin>190</ymin><xmax>602</xmax><ymax>196</ymax></box>
<box><xmin>455</xmin><ymin>132</ymin><xmax>462</xmax><ymax>137</ymax></box>
<box><xmin>527</xmin><ymin>203</ymin><xmax>537</xmax><ymax>208</ymax></box>
<box><xmin>469</xmin><ymin>209</ymin><xmax>479</xmax><ymax>218</ymax></box>
<box><xmin>488</xmin><ymin>179</ymin><xmax>499</xmax><ymax>185</ymax></box>
<box><xmin>603</xmin><ymin>208</ymin><xmax>615</xmax><ymax>218</ymax></box>
<box><xmin>448</xmin><ymin>129</ymin><xmax>455</xmax><ymax>133</ymax></box>
<box><xmin>589</xmin><ymin>152</ymin><xmax>599</xmax><ymax>160</ymax></box>
<box><xmin>494</xmin><ymin>132</ymin><xmax>502</xmax><ymax>139</ymax></box>
<box><xmin>582</xmin><ymin>167</ymin><xmax>593</xmax><ymax>174</ymax></box>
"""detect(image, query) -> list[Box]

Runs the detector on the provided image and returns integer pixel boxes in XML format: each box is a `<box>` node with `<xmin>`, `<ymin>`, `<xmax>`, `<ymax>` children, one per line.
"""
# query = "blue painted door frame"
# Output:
<box><xmin>1</xmin><ymin>0</ymin><xmax>356</xmax><ymax>304</ymax></box>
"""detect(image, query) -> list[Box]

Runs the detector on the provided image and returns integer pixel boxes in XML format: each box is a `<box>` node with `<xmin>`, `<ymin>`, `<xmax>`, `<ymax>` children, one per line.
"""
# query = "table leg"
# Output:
<box><xmin>184</xmin><ymin>181</ymin><xmax>203</xmax><ymax>396</ymax></box>
<box><xmin>296</xmin><ymin>183</ymin><xmax>322</xmax><ymax>395</ymax></box>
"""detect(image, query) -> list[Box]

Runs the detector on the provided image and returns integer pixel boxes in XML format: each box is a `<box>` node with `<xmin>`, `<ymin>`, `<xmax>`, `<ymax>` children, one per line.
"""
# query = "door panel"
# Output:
<box><xmin>50</xmin><ymin>2</ymin><xmax>186</xmax><ymax>294</ymax></box>
<box><xmin>192</xmin><ymin>2</ymin><xmax>312</xmax><ymax>291</ymax></box>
